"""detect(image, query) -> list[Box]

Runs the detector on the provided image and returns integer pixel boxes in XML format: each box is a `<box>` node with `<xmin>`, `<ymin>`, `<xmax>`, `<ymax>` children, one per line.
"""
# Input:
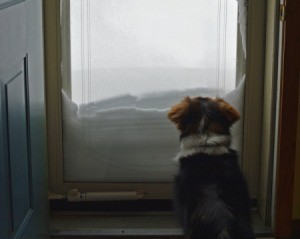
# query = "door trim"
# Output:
<box><xmin>275</xmin><ymin>0</ymin><xmax>300</xmax><ymax>238</ymax></box>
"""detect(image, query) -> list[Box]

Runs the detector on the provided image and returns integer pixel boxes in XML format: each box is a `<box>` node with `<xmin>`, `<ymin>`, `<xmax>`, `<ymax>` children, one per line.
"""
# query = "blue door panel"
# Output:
<box><xmin>6</xmin><ymin>60</ymin><xmax>33</xmax><ymax>235</ymax></box>
<box><xmin>0</xmin><ymin>81</ymin><xmax>10</xmax><ymax>239</ymax></box>
<box><xmin>0</xmin><ymin>59</ymin><xmax>33</xmax><ymax>239</ymax></box>
<box><xmin>0</xmin><ymin>1</ymin><xmax>48</xmax><ymax>238</ymax></box>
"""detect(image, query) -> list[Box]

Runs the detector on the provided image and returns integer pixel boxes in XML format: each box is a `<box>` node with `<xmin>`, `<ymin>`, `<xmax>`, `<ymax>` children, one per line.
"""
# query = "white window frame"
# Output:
<box><xmin>44</xmin><ymin>0</ymin><xmax>280</xmax><ymax>226</ymax></box>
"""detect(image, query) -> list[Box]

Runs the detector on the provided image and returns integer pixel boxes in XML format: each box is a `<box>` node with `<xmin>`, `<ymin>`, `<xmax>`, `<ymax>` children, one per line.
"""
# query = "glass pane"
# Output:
<box><xmin>62</xmin><ymin>0</ymin><xmax>239</xmax><ymax>182</ymax></box>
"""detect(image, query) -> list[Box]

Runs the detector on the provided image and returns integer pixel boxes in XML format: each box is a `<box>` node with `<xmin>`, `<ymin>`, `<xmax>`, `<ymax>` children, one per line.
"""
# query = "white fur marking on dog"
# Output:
<box><xmin>173</xmin><ymin>134</ymin><xmax>231</xmax><ymax>162</ymax></box>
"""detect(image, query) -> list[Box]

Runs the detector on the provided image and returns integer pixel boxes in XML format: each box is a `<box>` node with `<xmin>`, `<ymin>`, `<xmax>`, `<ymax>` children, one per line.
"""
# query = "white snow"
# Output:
<box><xmin>61</xmin><ymin>0</ymin><xmax>246</xmax><ymax>182</ymax></box>
<box><xmin>62</xmin><ymin>81</ymin><xmax>244</xmax><ymax>182</ymax></box>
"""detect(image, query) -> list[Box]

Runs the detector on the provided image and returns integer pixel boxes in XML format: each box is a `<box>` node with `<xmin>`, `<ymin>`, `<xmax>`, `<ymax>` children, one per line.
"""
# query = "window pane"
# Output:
<box><xmin>69</xmin><ymin>0</ymin><xmax>238</xmax><ymax>104</ymax></box>
<box><xmin>62</xmin><ymin>0</ymin><xmax>239</xmax><ymax>182</ymax></box>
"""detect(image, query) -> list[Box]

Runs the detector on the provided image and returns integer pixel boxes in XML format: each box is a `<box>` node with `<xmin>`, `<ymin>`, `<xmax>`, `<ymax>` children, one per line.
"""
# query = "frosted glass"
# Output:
<box><xmin>62</xmin><ymin>0</ymin><xmax>240</xmax><ymax>183</ymax></box>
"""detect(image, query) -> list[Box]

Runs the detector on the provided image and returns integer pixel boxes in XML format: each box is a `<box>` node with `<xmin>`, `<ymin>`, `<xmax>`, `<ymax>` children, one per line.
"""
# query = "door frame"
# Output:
<box><xmin>45</xmin><ymin>0</ymin><xmax>267</xmax><ymax>201</ymax></box>
<box><xmin>274</xmin><ymin>0</ymin><xmax>300</xmax><ymax>238</ymax></box>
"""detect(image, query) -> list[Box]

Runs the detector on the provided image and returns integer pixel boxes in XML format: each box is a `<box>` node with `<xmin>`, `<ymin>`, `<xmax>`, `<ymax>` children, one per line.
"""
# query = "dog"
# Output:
<box><xmin>168</xmin><ymin>96</ymin><xmax>255</xmax><ymax>239</ymax></box>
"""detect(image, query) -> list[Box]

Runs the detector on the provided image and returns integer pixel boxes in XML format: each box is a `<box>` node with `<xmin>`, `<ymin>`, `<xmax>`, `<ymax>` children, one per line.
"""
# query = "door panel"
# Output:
<box><xmin>0</xmin><ymin>1</ymin><xmax>26</xmax><ymax>73</ymax></box>
<box><xmin>2</xmin><ymin>60</ymin><xmax>33</xmax><ymax>237</ymax></box>
<box><xmin>0</xmin><ymin>1</ymin><xmax>48</xmax><ymax>238</ymax></box>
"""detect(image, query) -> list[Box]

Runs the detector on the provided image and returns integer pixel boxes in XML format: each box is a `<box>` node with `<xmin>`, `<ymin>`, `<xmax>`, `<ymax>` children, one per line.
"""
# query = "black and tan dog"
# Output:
<box><xmin>168</xmin><ymin>96</ymin><xmax>254</xmax><ymax>239</ymax></box>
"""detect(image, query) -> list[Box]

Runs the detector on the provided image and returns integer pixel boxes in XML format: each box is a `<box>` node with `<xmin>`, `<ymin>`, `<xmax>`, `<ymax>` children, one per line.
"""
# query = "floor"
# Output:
<box><xmin>50</xmin><ymin>212</ymin><xmax>273</xmax><ymax>238</ymax></box>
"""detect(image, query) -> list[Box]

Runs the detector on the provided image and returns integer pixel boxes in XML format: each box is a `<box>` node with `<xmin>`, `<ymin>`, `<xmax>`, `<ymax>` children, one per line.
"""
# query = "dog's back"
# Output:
<box><xmin>167</xmin><ymin>96</ymin><xmax>255</xmax><ymax>239</ymax></box>
<box><xmin>174</xmin><ymin>151</ymin><xmax>255</xmax><ymax>239</ymax></box>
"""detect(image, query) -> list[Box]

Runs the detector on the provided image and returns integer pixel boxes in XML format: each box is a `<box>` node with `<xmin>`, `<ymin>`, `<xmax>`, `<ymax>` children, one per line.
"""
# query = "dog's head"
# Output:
<box><xmin>167</xmin><ymin>96</ymin><xmax>240</xmax><ymax>138</ymax></box>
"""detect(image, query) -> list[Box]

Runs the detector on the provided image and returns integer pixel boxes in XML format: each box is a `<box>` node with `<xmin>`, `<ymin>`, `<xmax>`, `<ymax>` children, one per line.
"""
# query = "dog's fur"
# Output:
<box><xmin>168</xmin><ymin>96</ymin><xmax>254</xmax><ymax>239</ymax></box>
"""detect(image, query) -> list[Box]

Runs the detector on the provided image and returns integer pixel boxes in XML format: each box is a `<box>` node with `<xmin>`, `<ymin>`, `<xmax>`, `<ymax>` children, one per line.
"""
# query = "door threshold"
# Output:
<box><xmin>50</xmin><ymin>212</ymin><xmax>273</xmax><ymax>238</ymax></box>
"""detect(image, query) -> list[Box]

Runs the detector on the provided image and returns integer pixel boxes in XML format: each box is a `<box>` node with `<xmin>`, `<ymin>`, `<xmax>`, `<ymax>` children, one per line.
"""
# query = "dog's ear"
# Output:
<box><xmin>168</xmin><ymin>96</ymin><xmax>204</xmax><ymax>134</ymax></box>
<box><xmin>168</xmin><ymin>97</ymin><xmax>192</xmax><ymax>131</ymax></box>
<box><xmin>217</xmin><ymin>99</ymin><xmax>240</xmax><ymax>125</ymax></box>
<box><xmin>168</xmin><ymin>96</ymin><xmax>204</xmax><ymax>133</ymax></box>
